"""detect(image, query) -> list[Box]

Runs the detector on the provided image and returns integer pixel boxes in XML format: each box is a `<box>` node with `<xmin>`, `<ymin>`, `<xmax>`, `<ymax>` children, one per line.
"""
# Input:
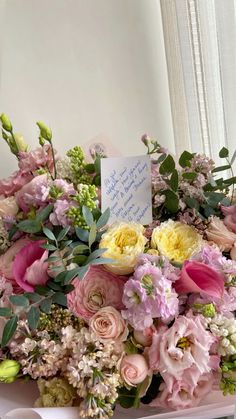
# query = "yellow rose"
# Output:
<box><xmin>99</xmin><ymin>222</ymin><xmax>147</xmax><ymax>275</ymax></box>
<box><xmin>151</xmin><ymin>220</ymin><xmax>202</xmax><ymax>264</ymax></box>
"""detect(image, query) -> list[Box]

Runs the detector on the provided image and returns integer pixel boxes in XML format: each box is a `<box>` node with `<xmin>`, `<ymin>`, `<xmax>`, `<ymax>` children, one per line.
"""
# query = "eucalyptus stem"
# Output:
<box><xmin>50</xmin><ymin>141</ymin><xmax>57</xmax><ymax>179</ymax></box>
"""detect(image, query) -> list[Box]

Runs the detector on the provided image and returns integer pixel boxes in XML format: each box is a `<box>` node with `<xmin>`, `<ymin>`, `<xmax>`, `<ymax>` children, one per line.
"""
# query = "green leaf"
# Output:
<box><xmin>18</xmin><ymin>219</ymin><xmax>41</xmax><ymax>234</ymax></box>
<box><xmin>52</xmin><ymin>292</ymin><xmax>67</xmax><ymax>307</ymax></box>
<box><xmin>35</xmin><ymin>285</ymin><xmax>50</xmax><ymax>295</ymax></box>
<box><xmin>179</xmin><ymin>150</ymin><xmax>194</xmax><ymax>168</ymax></box>
<box><xmin>185</xmin><ymin>196</ymin><xmax>200</xmax><ymax>210</ymax></box>
<box><xmin>87</xmin><ymin>257</ymin><xmax>114</xmax><ymax>265</ymax></box>
<box><xmin>224</xmin><ymin>176</ymin><xmax>236</xmax><ymax>186</ymax></box>
<box><xmin>40</xmin><ymin>243</ymin><xmax>57</xmax><ymax>251</ymax></box>
<box><xmin>82</xmin><ymin>206</ymin><xmax>94</xmax><ymax>227</ymax></box>
<box><xmin>57</xmin><ymin>226</ymin><xmax>70</xmax><ymax>242</ymax></box>
<box><xmin>182</xmin><ymin>172</ymin><xmax>197</xmax><ymax>181</ymax></box>
<box><xmin>54</xmin><ymin>271</ymin><xmax>67</xmax><ymax>283</ymax></box>
<box><xmin>27</xmin><ymin>306</ymin><xmax>40</xmax><ymax>330</ymax></box>
<box><xmin>118</xmin><ymin>386</ymin><xmax>138</xmax><ymax>409</ymax></box>
<box><xmin>156</xmin><ymin>153</ymin><xmax>167</xmax><ymax>164</ymax></box>
<box><xmin>89</xmin><ymin>222</ymin><xmax>97</xmax><ymax>248</ymax></box>
<box><xmin>84</xmin><ymin>163</ymin><xmax>95</xmax><ymax>173</ymax></box>
<box><xmin>63</xmin><ymin>284</ymin><xmax>74</xmax><ymax>293</ymax></box>
<box><xmin>212</xmin><ymin>165</ymin><xmax>231</xmax><ymax>173</ymax></box>
<box><xmin>96</xmin><ymin>207</ymin><xmax>110</xmax><ymax>229</ymax></box>
<box><xmin>1</xmin><ymin>316</ymin><xmax>18</xmax><ymax>347</ymax></box>
<box><xmin>219</xmin><ymin>147</ymin><xmax>229</xmax><ymax>158</ymax></box>
<box><xmin>9</xmin><ymin>295</ymin><xmax>29</xmax><ymax>307</ymax></box>
<box><xmin>43</xmin><ymin>227</ymin><xmax>56</xmax><ymax>241</ymax></box>
<box><xmin>170</xmin><ymin>169</ymin><xmax>178</xmax><ymax>192</ymax></box>
<box><xmin>205</xmin><ymin>191</ymin><xmax>225</xmax><ymax>207</ymax></box>
<box><xmin>86</xmin><ymin>248</ymin><xmax>107</xmax><ymax>263</ymax></box>
<box><xmin>75</xmin><ymin>228</ymin><xmax>89</xmax><ymax>242</ymax></box>
<box><xmin>8</xmin><ymin>224</ymin><xmax>18</xmax><ymax>241</ymax></box>
<box><xmin>24</xmin><ymin>292</ymin><xmax>41</xmax><ymax>303</ymax></box>
<box><xmin>94</xmin><ymin>157</ymin><xmax>101</xmax><ymax>174</ymax></box>
<box><xmin>0</xmin><ymin>307</ymin><xmax>12</xmax><ymax>317</ymax></box>
<box><xmin>92</xmin><ymin>174</ymin><xmax>101</xmax><ymax>186</ymax></box>
<box><xmin>163</xmin><ymin>190</ymin><xmax>179</xmax><ymax>213</ymax></box>
<box><xmin>36</xmin><ymin>204</ymin><xmax>54</xmax><ymax>222</ymax></box>
<box><xmin>47</xmin><ymin>280</ymin><xmax>63</xmax><ymax>291</ymax></box>
<box><xmin>40</xmin><ymin>298</ymin><xmax>52</xmax><ymax>314</ymax></box>
<box><xmin>77</xmin><ymin>265</ymin><xmax>89</xmax><ymax>279</ymax></box>
<box><xmin>159</xmin><ymin>155</ymin><xmax>175</xmax><ymax>175</ymax></box>
<box><xmin>73</xmin><ymin>244</ymin><xmax>89</xmax><ymax>254</ymax></box>
<box><xmin>64</xmin><ymin>267</ymin><xmax>80</xmax><ymax>283</ymax></box>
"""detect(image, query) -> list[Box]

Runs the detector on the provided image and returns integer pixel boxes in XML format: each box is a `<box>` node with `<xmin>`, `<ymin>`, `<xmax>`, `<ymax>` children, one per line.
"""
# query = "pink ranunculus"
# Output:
<box><xmin>15</xmin><ymin>174</ymin><xmax>48</xmax><ymax>212</ymax></box>
<box><xmin>120</xmin><ymin>354</ymin><xmax>149</xmax><ymax>387</ymax></box>
<box><xmin>0</xmin><ymin>238</ymin><xmax>31</xmax><ymax>281</ymax></box>
<box><xmin>89</xmin><ymin>306</ymin><xmax>128</xmax><ymax>343</ymax></box>
<box><xmin>12</xmin><ymin>240</ymin><xmax>49</xmax><ymax>292</ymax></box>
<box><xmin>222</xmin><ymin>204</ymin><xmax>236</xmax><ymax>233</ymax></box>
<box><xmin>0</xmin><ymin>171</ymin><xmax>33</xmax><ymax>197</ymax></box>
<box><xmin>150</xmin><ymin>371</ymin><xmax>214</xmax><ymax>410</ymax></box>
<box><xmin>18</xmin><ymin>144</ymin><xmax>55</xmax><ymax>174</ymax></box>
<box><xmin>149</xmin><ymin>315</ymin><xmax>214</xmax><ymax>379</ymax></box>
<box><xmin>0</xmin><ymin>196</ymin><xmax>18</xmax><ymax>218</ymax></box>
<box><xmin>175</xmin><ymin>261</ymin><xmax>224</xmax><ymax>299</ymax></box>
<box><xmin>67</xmin><ymin>266</ymin><xmax>126</xmax><ymax>321</ymax></box>
<box><xmin>206</xmin><ymin>216</ymin><xmax>236</xmax><ymax>251</ymax></box>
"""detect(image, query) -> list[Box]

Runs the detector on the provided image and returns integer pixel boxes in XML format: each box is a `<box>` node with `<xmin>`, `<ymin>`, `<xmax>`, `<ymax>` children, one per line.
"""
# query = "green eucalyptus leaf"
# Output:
<box><xmin>36</xmin><ymin>204</ymin><xmax>54</xmax><ymax>222</ymax></box>
<box><xmin>212</xmin><ymin>165</ymin><xmax>231</xmax><ymax>173</ymax></box>
<box><xmin>40</xmin><ymin>298</ymin><xmax>52</xmax><ymax>314</ymax></box>
<box><xmin>63</xmin><ymin>284</ymin><xmax>74</xmax><ymax>293</ymax></box>
<box><xmin>77</xmin><ymin>265</ymin><xmax>89</xmax><ymax>279</ymax></box>
<box><xmin>54</xmin><ymin>271</ymin><xmax>67</xmax><ymax>283</ymax></box>
<box><xmin>35</xmin><ymin>285</ymin><xmax>50</xmax><ymax>295</ymax></box>
<box><xmin>24</xmin><ymin>292</ymin><xmax>41</xmax><ymax>303</ymax></box>
<box><xmin>40</xmin><ymin>243</ymin><xmax>57</xmax><ymax>251</ymax></box>
<box><xmin>87</xmin><ymin>257</ymin><xmax>114</xmax><ymax>266</ymax></box>
<box><xmin>47</xmin><ymin>280</ymin><xmax>63</xmax><ymax>291</ymax></box>
<box><xmin>82</xmin><ymin>206</ymin><xmax>94</xmax><ymax>227</ymax></box>
<box><xmin>96</xmin><ymin>208</ymin><xmax>110</xmax><ymax>229</ymax></box>
<box><xmin>52</xmin><ymin>292</ymin><xmax>67</xmax><ymax>307</ymax></box>
<box><xmin>75</xmin><ymin>227</ymin><xmax>89</xmax><ymax>242</ymax></box>
<box><xmin>0</xmin><ymin>307</ymin><xmax>12</xmax><ymax>317</ymax></box>
<box><xmin>1</xmin><ymin>316</ymin><xmax>18</xmax><ymax>347</ymax></box>
<box><xmin>9</xmin><ymin>295</ymin><xmax>29</xmax><ymax>307</ymax></box>
<box><xmin>185</xmin><ymin>196</ymin><xmax>200</xmax><ymax>210</ymax></box>
<box><xmin>89</xmin><ymin>222</ymin><xmax>97</xmax><ymax>248</ymax></box>
<box><xmin>170</xmin><ymin>169</ymin><xmax>178</xmax><ymax>192</ymax></box>
<box><xmin>18</xmin><ymin>219</ymin><xmax>41</xmax><ymax>234</ymax></box>
<box><xmin>86</xmin><ymin>248</ymin><xmax>107</xmax><ymax>263</ymax></box>
<box><xmin>27</xmin><ymin>306</ymin><xmax>40</xmax><ymax>330</ymax></box>
<box><xmin>57</xmin><ymin>226</ymin><xmax>70</xmax><ymax>241</ymax></box>
<box><xmin>159</xmin><ymin>155</ymin><xmax>175</xmax><ymax>175</ymax></box>
<box><xmin>43</xmin><ymin>227</ymin><xmax>56</xmax><ymax>242</ymax></box>
<box><xmin>219</xmin><ymin>147</ymin><xmax>229</xmax><ymax>158</ymax></box>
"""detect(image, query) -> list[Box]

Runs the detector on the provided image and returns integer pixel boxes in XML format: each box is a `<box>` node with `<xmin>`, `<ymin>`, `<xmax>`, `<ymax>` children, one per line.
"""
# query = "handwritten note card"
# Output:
<box><xmin>101</xmin><ymin>155</ymin><xmax>152</xmax><ymax>224</ymax></box>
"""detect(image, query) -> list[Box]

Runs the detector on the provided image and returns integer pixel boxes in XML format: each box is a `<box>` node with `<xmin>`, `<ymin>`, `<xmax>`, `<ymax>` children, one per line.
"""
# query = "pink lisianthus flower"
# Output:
<box><xmin>148</xmin><ymin>315</ymin><xmax>214</xmax><ymax>379</ymax></box>
<box><xmin>15</xmin><ymin>174</ymin><xmax>48</xmax><ymax>212</ymax></box>
<box><xmin>150</xmin><ymin>371</ymin><xmax>214</xmax><ymax>410</ymax></box>
<box><xmin>18</xmin><ymin>144</ymin><xmax>55</xmax><ymax>174</ymax></box>
<box><xmin>221</xmin><ymin>204</ymin><xmax>236</xmax><ymax>233</ymax></box>
<box><xmin>67</xmin><ymin>266</ymin><xmax>126</xmax><ymax>321</ymax></box>
<box><xmin>175</xmin><ymin>261</ymin><xmax>224</xmax><ymax>299</ymax></box>
<box><xmin>12</xmin><ymin>240</ymin><xmax>49</xmax><ymax>292</ymax></box>
<box><xmin>0</xmin><ymin>171</ymin><xmax>33</xmax><ymax>197</ymax></box>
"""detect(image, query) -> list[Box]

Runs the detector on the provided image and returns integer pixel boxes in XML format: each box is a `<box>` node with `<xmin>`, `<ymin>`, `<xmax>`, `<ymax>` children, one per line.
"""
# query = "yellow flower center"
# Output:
<box><xmin>176</xmin><ymin>337</ymin><xmax>190</xmax><ymax>350</ymax></box>
<box><xmin>115</xmin><ymin>229</ymin><xmax>138</xmax><ymax>252</ymax></box>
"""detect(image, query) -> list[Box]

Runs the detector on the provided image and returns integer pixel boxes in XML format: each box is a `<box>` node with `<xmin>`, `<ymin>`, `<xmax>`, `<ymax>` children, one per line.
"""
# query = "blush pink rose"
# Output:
<box><xmin>67</xmin><ymin>266</ymin><xmax>126</xmax><ymax>321</ymax></box>
<box><xmin>120</xmin><ymin>354</ymin><xmax>149</xmax><ymax>386</ymax></box>
<box><xmin>206</xmin><ymin>216</ymin><xmax>236</xmax><ymax>251</ymax></box>
<box><xmin>175</xmin><ymin>261</ymin><xmax>224</xmax><ymax>299</ymax></box>
<box><xmin>89</xmin><ymin>306</ymin><xmax>128</xmax><ymax>343</ymax></box>
<box><xmin>0</xmin><ymin>238</ymin><xmax>31</xmax><ymax>280</ymax></box>
<box><xmin>222</xmin><ymin>204</ymin><xmax>236</xmax><ymax>233</ymax></box>
<box><xmin>0</xmin><ymin>171</ymin><xmax>33</xmax><ymax>197</ymax></box>
<box><xmin>15</xmin><ymin>174</ymin><xmax>48</xmax><ymax>212</ymax></box>
<box><xmin>12</xmin><ymin>240</ymin><xmax>49</xmax><ymax>292</ymax></box>
<box><xmin>18</xmin><ymin>144</ymin><xmax>55</xmax><ymax>174</ymax></box>
<box><xmin>133</xmin><ymin>327</ymin><xmax>155</xmax><ymax>347</ymax></box>
<box><xmin>0</xmin><ymin>196</ymin><xmax>18</xmax><ymax>218</ymax></box>
<box><xmin>149</xmin><ymin>315</ymin><xmax>214</xmax><ymax>379</ymax></box>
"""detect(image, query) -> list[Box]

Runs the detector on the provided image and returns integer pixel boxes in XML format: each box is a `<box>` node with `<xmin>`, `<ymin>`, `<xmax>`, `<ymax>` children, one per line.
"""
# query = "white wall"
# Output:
<box><xmin>0</xmin><ymin>0</ymin><xmax>174</xmax><ymax>177</ymax></box>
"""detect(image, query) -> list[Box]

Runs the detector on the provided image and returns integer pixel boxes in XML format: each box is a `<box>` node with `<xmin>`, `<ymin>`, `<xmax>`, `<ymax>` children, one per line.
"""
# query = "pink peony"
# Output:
<box><xmin>206</xmin><ymin>216</ymin><xmax>236</xmax><ymax>251</ymax></box>
<box><xmin>148</xmin><ymin>315</ymin><xmax>214</xmax><ymax>379</ymax></box>
<box><xmin>175</xmin><ymin>261</ymin><xmax>224</xmax><ymax>299</ymax></box>
<box><xmin>150</xmin><ymin>371</ymin><xmax>214</xmax><ymax>410</ymax></box>
<box><xmin>222</xmin><ymin>204</ymin><xmax>236</xmax><ymax>233</ymax></box>
<box><xmin>15</xmin><ymin>174</ymin><xmax>48</xmax><ymax>212</ymax></box>
<box><xmin>67</xmin><ymin>266</ymin><xmax>126</xmax><ymax>321</ymax></box>
<box><xmin>12</xmin><ymin>240</ymin><xmax>49</xmax><ymax>292</ymax></box>
<box><xmin>0</xmin><ymin>196</ymin><xmax>18</xmax><ymax>218</ymax></box>
<box><xmin>89</xmin><ymin>306</ymin><xmax>128</xmax><ymax>343</ymax></box>
<box><xmin>0</xmin><ymin>171</ymin><xmax>33</xmax><ymax>197</ymax></box>
<box><xmin>120</xmin><ymin>354</ymin><xmax>149</xmax><ymax>386</ymax></box>
<box><xmin>18</xmin><ymin>144</ymin><xmax>55</xmax><ymax>174</ymax></box>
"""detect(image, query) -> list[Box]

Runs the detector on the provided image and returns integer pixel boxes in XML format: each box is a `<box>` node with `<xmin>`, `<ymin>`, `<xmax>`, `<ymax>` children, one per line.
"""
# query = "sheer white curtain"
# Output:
<box><xmin>161</xmin><ymin>0</ymin><xmax>236</xmax><ymax>166</ymax></box>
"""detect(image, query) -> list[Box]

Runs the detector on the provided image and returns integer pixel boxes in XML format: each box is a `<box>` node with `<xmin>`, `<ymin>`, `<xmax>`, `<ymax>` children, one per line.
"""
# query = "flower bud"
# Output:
<box><xmin>0</xmin><ymin>359</ymin><xmax>20</xmax><ymax>383</ymax></box>
<box><xmin>36</xmin><ymin>121</ymin><xmax>52</xmax><ymax>142</ymax></box>
<box><xmin>14</xmin><ymin>133</ymin><xmax>28</xmax><ymax>152</ymax></box>
<box><xmin>0</xmin><ymin>114</ymin><xmax>12</xmax><ymax>132</ymax></box>
<box><xmin>141</xmin><ymin>134</ymin><xmax>151</xmax><ymax>146</ymax></box>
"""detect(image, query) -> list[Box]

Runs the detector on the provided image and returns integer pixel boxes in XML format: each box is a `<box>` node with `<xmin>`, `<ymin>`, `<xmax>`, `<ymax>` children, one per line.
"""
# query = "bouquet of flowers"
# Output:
<box><xmin>0</xmin><ymin>113</ymin><xmax>236</xmax><ymax>419</ymax></box>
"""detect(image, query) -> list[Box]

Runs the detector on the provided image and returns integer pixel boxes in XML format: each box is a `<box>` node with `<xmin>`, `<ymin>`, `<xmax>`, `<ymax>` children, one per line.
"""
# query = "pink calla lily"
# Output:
<box><xmin>12</xmin><ymin>240</ymin><xmax>49</xmax><ymax>292</ymax></box>
<box><xmin>175</xmin><ymin>261</ymin><xmax>224</xmax><ymax>299</ymax></box>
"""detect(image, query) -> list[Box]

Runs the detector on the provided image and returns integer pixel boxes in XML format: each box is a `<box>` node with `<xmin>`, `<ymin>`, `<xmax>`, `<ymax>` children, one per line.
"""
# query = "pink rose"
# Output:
<box><xmin>12</xmin><ymin>240</ymin><xmax>49</xmax><ymax>292</ymax></box>
<box><xmin>222</xmin><ymin>204</ymin><xmax>236</xmax><ymax>233</ymax></box>
<box><xmin>89</xmin><ymin>306</ymin><xmax>128</xmax><ymax>343</ymax></box>
<box><xmin>67</xmin><ymin>266</ymin><xmax>126</xmax><ymax>320</ymax></box>
<box><xmin>0</xmin><ymin>171</ymin><xmax>32</xmax><ymax>197</ymax></box>
<box><xmin>15</xmin><ymin>174</ymin><xmax>48</xmax><ymax>212</ymax></box>
<box><xmin>133</xmin><ymin>327</ymin><xmax>155</xmax><ymax>347</ymax></box>
<box><xmin>0</xmin><ymin>196</ymin><xmax>18</xmax><ymax>218</ymax></box>
<box><xmin>0</xmin><ymin>238</ymin><xmax>31</xmax><ymax>280</ymax></box>
<box><xmin>149</xmin><ymin>315</ymin><xmax>214</xmax><ymax>379</ymax></box>
<box><xmin>120</xmin><ymin>354</ymin><xmax>149</xmax><ymax>386</ymax></box>
<box><xmin>150</xmin><ymin>371</ymin><xmax>214</xmax><ymax>410</ymax></box>
<box><xmin>206</xmin><ymin>216</ymin><xmax>236</xmax><ymax>251</ymax></box>
<box><xmin>175</xmin><ymin>261</ymin><xmax>224</xmax><ymax>299</ymax></box>
<box><xmin>18</xmin><ymin>144</ymin><xmax>55</xmax><ymax>174</ymax></box>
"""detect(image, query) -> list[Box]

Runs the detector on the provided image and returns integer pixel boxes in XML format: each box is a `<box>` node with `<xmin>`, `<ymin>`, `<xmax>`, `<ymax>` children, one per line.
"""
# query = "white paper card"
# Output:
<box><xmin>101</xmin><ymin>155</ymin><xmax>152</xmax><ymax>224</ymax></box>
